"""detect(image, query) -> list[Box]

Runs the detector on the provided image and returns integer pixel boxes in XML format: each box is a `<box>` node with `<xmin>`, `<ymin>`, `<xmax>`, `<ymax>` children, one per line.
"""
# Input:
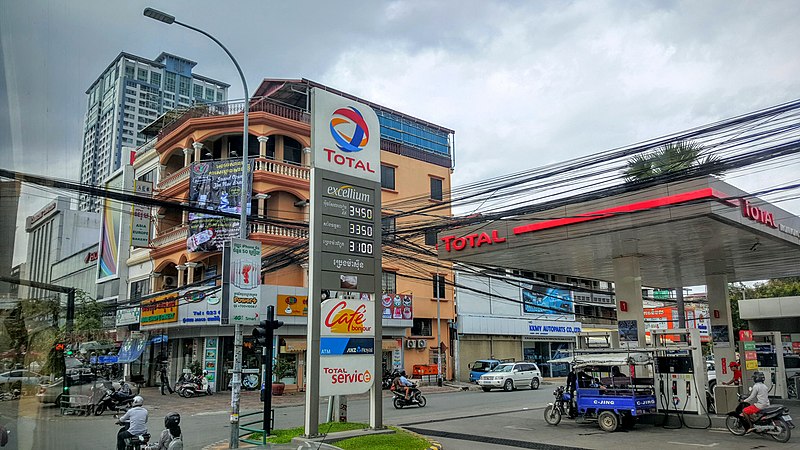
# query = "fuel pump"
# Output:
<box><xmin>742</xmin><ymin>331</ymin><xmax>787</xmax><ymax>399</ymax></box>
<box><xmin>650</xmin><ymin>328</ymin><xmax>708</xmax><ymax>415</ymax></box>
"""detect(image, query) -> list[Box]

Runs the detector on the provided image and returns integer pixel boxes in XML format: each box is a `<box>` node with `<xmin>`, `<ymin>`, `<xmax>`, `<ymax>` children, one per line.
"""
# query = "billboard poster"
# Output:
<box><xmin>380</xmin><ymin>293</ymin><xmax>413</xmax><ymax>320</ymax></box>
<box><xmin>224</xmin><ymin>238</ymin><xmax>262</xmax><ymax>325</ymax></box>
<box><xmin>319</xmin><ymin>355</ymin><xmax>375</xmax><ymax>397</ymax></box>
<box><xmin>187</xmin><ymin>159</ymin><xmax>251</xmax><ymax>252</ymax></box>
<box><xmin>130</xmin><ymin>180</ymin><xmax>153</xmax><ymax>247</ymax></box>
<box><xmin>178</xmin><ymin>289</ymin><xmax>222</xmax><ymax>326</ymax></box>
<box><xmin>98</xmin><ymin>172</ymin><xmax>125</xmax><ymax>280</ymax></box>
<box><xmin>140</xmin><ymin>293</ymin><xmax>179</xmax><ymax>326</ymax></box>
<box><xmin>522</xmin><ymin>286</ymin><xmax>574</xmax><ymax>317</ymax></box>
<box><xmin>277</xmin><ymin>294</ymin><xmax>309</xmax><ymax>317</ymax></box>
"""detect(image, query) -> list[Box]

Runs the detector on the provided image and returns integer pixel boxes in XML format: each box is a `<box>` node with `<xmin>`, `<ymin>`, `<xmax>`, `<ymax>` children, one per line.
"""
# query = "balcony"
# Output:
<box><xmin>151</xmin><ymin>225</ymin><xmax>188</xmax><ymax>248</ymax></box>
<box><xmin>253</xmin><ymin>158</ymin><xmax>310</xmax><ymax>180</ymax></box>
<box><xmin>159</xmin><ymin>165</ymin><xmax>190</xmax><ymax>191</ymax></box>
<box><xmin>248</xmin><ymin>223</ymin><xmax>309</xmax><ymax>240</ymax></box>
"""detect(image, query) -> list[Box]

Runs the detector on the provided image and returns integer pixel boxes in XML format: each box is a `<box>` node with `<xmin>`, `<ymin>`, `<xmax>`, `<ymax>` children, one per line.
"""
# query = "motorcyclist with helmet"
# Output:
<box><xmin>116</xmin><ymin>395</ymin><xmax>148</xmax><ymax>450</ymax></box>
<box><xmin>148</xmin><ymin>412</ymin><xmax>182</xmax><ymax>450</ymax></box>
<box><xmin>742</xmin><ymin>371</ymin><xmax>770</xmax><ymax>432</ymax></box>
<box><xmin>392</xmin><ymin>371</ymin><xmax>414</xmax><ymax>400</ymax></box>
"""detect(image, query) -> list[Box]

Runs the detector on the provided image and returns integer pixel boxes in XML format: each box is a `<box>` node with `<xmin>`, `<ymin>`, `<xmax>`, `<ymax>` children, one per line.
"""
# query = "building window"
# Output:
<box><xmin>137</xmin><ymin>68</ymin><xmax>148</xmax><ymax>82</ymax></box>
<box><xmin>125</xmin><ymin>64</ymin><xmax>135</xmax><ymax>78</ymax></box>
<box><xmin>425</xmin><ymin>229</ymin><xmax>437</xmax><ymax>246</ymax></box>
<box><xmin>411</xmin><ymin>318</ymin><xmax>432</xmax><ymax>337</ymax></box>
<box><xmin>178</xmin><ymin>76</ymin><xmax>191</xmax><ymax>97</ymax></box>
<box><xmin>130</xmin><ymin>278</ymin><xmax>151</xmax><ymax>300</ymax></box>
<box><xmin>205</xmin><ymin>87</ymin><xmax>215</xmax><ymax>102</ymax></box>
<box><xmin>216</xmin><ymin>91</ymin><xmax>223</xmax><ymax>102</ymax></box>
<box><xmin>381</xmin><ymin>271</ymin><xmax>396</xmax><ymax>294</ymax></box>
<box><xmin>164</xmin><ymin>72</ymin><xmax>176</xmax><ymax>92</ymax></box>
<box><xmin>381</xmin><ymin>165</ymin><xmax>395</xmax><ymax>190</ymax></box>
<box><xmin>193</xmin><ymin>84</ymin><xmax>203</xmax><ymax>99</ymax></box>
<box><xmin>433</xmin><ymin>274</ymin><xmax>446</xmax><ymax>299</ymax></box>
<box><xmin>381</xmin><ymin>216</ymin><xmax>396</xmax><ymax>242</ymax></box>
<box><xmin>430</xmin><ymin>177</ymin><xmax>443</xmax><ymax>201</ymax></box>
<box><xmin>150</xmin><ymin>72</ymin><xmax>161</xmax><ymax>87</ymax></box>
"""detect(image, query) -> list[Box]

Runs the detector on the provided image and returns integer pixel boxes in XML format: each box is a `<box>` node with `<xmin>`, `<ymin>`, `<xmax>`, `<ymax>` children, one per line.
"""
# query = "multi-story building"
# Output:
<box><xmin>129</xmin><ymin>79</ymin><xmax>455</xmax><ymax>390</ymax></box>
<box><xmin>80</xmin><ymin>52</ymin><xmax>229</xmax><ymax>211</ymax></box>
<box><xmin>0</xmin><ymin>180</ymin><xmax>20</xmax><ymax>294</ymax></box>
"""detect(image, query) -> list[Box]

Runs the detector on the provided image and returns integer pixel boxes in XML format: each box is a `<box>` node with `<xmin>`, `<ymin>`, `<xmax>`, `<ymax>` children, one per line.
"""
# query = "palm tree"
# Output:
<box><xmin>623</xmin><ymin>140</ymin><xmax>720</xmax><ymax>183</ymax></box>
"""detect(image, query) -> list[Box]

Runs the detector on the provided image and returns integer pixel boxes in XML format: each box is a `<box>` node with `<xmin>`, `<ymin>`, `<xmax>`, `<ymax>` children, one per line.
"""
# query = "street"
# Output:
<box><xmin>1</xmin><ymin>384</ymin><xmax>795</xmax><ymax>449</ymax></box>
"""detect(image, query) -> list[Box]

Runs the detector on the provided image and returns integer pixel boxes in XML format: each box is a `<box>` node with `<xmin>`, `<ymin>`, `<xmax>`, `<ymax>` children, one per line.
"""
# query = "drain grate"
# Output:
<box><xmin>403</xmin><ymin>427</ymin><xmax>592</xmax><ymax>450</ymax></box>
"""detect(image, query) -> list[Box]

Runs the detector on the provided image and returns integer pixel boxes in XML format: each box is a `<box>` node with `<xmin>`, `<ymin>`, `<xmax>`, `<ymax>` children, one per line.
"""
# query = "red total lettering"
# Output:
<box><xmin>741</xmin><ymin>200</ymin><xmax>778</xmax><ymax>229</ymax></box>
<box><xmin>324</xmin><ymin>149</ymin><xmax>376</xmax><ymax>173</ymax></box>
<box><xmin>439</xmin><ymin>230</ymin><xmax>507</xmax><ymax>252</ymax></box>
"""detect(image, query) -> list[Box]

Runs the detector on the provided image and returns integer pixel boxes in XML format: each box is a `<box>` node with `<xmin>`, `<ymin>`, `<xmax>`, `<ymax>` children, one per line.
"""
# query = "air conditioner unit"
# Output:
<box><xmin>162</xmin><ymin>276</ymin><xmax>176</xmax><ymax>288</ymax></box>
<box><xmin>406</xmin><ymin>340</ymin><xmax>417</xmax><ymax>349</ymax></box>
<box><xmin>417</xmin><ymin>339</ymin><xmax>427</xmax><ymax>348</ymax></box>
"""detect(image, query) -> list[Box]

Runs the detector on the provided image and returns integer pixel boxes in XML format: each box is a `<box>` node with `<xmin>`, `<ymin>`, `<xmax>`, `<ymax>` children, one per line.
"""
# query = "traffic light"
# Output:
<box><xmin>54</xmin><ymin>342</ymin><xmax>66</xmax><ymax>352</ymax></box>
<box><xmin>252</xmin><ymin>319</ymin><xmax>284</xmax><ymax>346</ymax></box>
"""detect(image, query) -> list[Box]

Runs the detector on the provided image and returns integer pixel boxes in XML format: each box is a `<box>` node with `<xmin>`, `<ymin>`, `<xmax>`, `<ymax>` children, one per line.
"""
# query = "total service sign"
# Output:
<box><xmin>319</xmin><ymin>355</ymin><xmax>374</xmax><ymax>396</ymax></box>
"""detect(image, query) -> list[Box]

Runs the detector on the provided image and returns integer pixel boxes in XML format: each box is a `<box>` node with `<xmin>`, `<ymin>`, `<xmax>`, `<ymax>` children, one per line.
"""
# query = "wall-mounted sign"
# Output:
<box><xmin>140</xmin><ymin>293</ymin><xmax>179</xmax><ymax>326</ymax></box>
<box><xmin>84</xmin><ymin>251</ymin><xmax>99</xmax><ymax>264</ymax></box>
<box><xmin>319</xmin><ymin>355</ymin><xmax>374</xmax><ymax>397</ymax></box>
<box><xmin>321</xmin><ymin>298</ymin><xmax>374</xmax><ymax>336</ymax></box>
<box><xmin>439</xmin><ymin>230</ymin><xmax>505</xmax><ymax>252</ymax></box>
<box><xmin>381</xmin><ymin>294</ymin><xmax>413</xmax><ymax>320</ymax></box>
<box><xmin>278</xmin><ymin>294</ymin><xmax>308</xmax><ymax>316</ymax></box>
<box><xmin>741</xmin><ymin>199</ymin><xmax>777</xmax><ymax>229</ymax></box>
<box><xmin>130</xmin><ymin>180</ymin><xmax>153</xmax><ymax>247</ymax></box>
<box><xmin>222</xmin><ymin>238</ymin><xmax>262</xmax><ymax>325</ymax></box>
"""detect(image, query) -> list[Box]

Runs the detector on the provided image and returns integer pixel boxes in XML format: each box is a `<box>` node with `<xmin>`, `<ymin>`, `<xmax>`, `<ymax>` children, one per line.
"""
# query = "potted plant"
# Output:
<box><xmin>271</xmin><ymin>358</ymin><xmax>295</xmax><ymax>396</ymax></box>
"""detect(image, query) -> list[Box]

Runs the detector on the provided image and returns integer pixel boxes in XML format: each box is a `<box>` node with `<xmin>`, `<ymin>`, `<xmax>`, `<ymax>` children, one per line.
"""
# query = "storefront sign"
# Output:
<box><xmin>178</xmin><ymin>289</ymin><xmax>221</xmax><ymax>325</ymax></box>
<box><xmin>527</xmin><ymin>320</ymin><xmax>582</xmax><ymax>337</ymax></box>
<box><xmin>439</xmin><ymin>230</ymin><xmax>505</xmax><ymax>252</ymax></box>
<box><xmin>140</xmin><ymin>293</ymin><xmax>179</xmax><ymax>326</ymax></box>
<box><xmin>278</xmin><ymin>294</ymin><xmax>308</xmax><ymax>316</ymax></box>
<box><xmin>381</xmin><ymin>293</ymin><xmax>413</xmax><ymax>320</ymax></box>
<box><xmin>223</xmin><ymin>238</ymin><xmax>263</xmax><ymax>325</ymax></box>
<box><xmin>130</xmin><ymin>180</ymin><xmax>153</xmax><ymax>247</ymax></box>
<box><xmin>321</xmin><ymin>298</ymin><xmax>374</xmax><ymax>336</ymax></box>
<box><xmin>27</xmin><ymin>200</ymin><xmax>57</xmax><ymax>229</ymax></box>
<box><xmin>319</xmin><ymin>355</ymin><xmax>374</xmax><ymax>397</ymax></box>
<box><xmin>116</xmin><ymin>306</ymin><xmax>141</xmax><ymax>326</ymax></box>
<box><xmin>739</xmin><ymin>330</ymin><xmax>754</xmax><ymax>341</ymax></box>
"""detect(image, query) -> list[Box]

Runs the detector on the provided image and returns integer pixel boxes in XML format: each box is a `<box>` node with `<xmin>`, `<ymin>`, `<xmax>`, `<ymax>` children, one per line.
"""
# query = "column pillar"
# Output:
<box><xmin>150</xmin><ymin>272</ymin><xmax>162</xmax><ymax>292</ymax></box>
<box><xmin>301</xmin><ymin>263</ymin><xmax>309</xmax><ymax>288</ymax></box>
<box><xmin>302</xmin><ymin>147</ymin><xmax>311</xmax><ymax>166</ymax></box>
<box><xmin>181</xmin><ymin>202</ymin><xmax>189</xmax><ymax>225</ymax></box>
<box><xmin>612</xmin><ymin>255</ymin><xmax>646</xmax><ymax>347</ymax></box>
<box><xmin>257</xmin><ymin>135</ymin><xmax>269</xmax><ymax>158</ymax></box>
<box><xmin>176</xmin><ymin>265</ymin><xmax>187</xmax><ymax>288</ymax></box>
<box><xmin>707</xmin><ymin>273</ymin><xmax>737</xmax><ymax>385</ymax></box>
<box><xmin>182</xmin><ymin>148</ymin><xmax>192</xmax><ymax>166</ymax></box>
<box><xmin>192</xmin><ymin>142</ymin><xmax>204</xmax><ymax>161</ymax></box>
<box><xmin>185</xmin><ymin>262</ymin><xmax>199</xmax><ymax>284</ymax></box>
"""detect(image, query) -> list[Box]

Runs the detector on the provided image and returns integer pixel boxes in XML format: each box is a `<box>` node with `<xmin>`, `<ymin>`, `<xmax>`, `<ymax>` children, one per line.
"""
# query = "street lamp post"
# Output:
<box><xmin>144</xmin><ymin>8</ymin><xmax>251</xmax><ymax>448</ymax></box>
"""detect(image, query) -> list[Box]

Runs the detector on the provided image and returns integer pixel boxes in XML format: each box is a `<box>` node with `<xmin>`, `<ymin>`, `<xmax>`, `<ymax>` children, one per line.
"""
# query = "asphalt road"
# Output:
<box><xmin>2</xmin><ymin>386</ymin><xmax>796</xmax><ymax>449</ymax></box>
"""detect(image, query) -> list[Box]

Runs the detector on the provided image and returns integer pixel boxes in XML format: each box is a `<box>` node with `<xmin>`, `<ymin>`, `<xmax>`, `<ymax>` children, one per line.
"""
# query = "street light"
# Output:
<box><xmin>144</xmin><ymin>8</ymin><xmax>251</xmax><ymax>448</ymax></box>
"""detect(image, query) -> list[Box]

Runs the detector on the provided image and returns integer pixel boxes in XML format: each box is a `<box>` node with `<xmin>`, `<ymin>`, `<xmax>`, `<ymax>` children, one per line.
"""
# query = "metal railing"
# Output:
<box><xmin>158</xmin><ymin>165</ymin><xmax>191</xmax><ymax>190</ymax></box>
<box><xmin>238</xmin><ymin>409</ymin><xmax>274</xmax><ymax>446</ymax></box>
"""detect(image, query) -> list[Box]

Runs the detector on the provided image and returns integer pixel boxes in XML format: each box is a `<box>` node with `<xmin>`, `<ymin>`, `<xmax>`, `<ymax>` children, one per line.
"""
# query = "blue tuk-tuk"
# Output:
<box><xmin>544</xmin><ymin>351</ymin><xmax>657</xmax><ymax>432</ymax></box>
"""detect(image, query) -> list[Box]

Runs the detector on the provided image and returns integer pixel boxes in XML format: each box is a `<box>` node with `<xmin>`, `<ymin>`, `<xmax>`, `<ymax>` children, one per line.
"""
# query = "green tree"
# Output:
<box><xmin>623</xmin><ymin>140</ymin><xmax>720</xmax><ymax>183</ymax></box>
<box><xmin>728</xmin><ymin>278</ymin><xmax>800</xmax><ymax>334</ymax></box>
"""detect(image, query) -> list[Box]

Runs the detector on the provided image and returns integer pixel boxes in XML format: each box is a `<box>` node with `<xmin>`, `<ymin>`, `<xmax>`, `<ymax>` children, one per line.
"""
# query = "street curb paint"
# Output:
<box><xmin>397</xmin><ymin>426</ymin><xmax>444</xmax><ymax>450</ymax></box>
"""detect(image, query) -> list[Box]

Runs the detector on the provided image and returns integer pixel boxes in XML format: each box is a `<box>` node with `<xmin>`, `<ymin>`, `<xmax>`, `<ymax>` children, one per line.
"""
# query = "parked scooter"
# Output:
<box><xmin>176</xmin><ymin>372</ymin><xmax>212</xmax><ymax>398</ymax></box>
<box><xmin>116</xmin><ymin>421</ymin><xmax>150</xmax><ymax>450</ymax></box>
<box><xmin>95</xmin><ymin>380</ymin><xmax>137</xmax><ymax>416</ymax></box>
<box><xmin>391</xmin><ymin>383</ymin><xmax>426</xmax><ymax>408</ymax></box>
<box><xmin>726</xmin><ymin>395</ymin><xmax>794</xmax><ymax>443</ymax></box>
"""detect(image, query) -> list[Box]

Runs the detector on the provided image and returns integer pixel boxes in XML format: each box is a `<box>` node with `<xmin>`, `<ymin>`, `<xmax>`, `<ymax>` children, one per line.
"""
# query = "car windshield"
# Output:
<box><xmin>492</xmin><ymin>364</ymin><xmax>514</xmax><ymax>373</ymax></box>
<box><xmin>472</xmin><ymin>361</ymin><xmax>493</xmax><ymax>371</ymax></box>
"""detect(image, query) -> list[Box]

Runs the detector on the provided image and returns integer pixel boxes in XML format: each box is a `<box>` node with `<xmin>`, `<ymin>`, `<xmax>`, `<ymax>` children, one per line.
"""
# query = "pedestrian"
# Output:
<box><xmin>157</xmin><ymin>352</ymin><xmax>174</xmax><ymax>395</ymax></box>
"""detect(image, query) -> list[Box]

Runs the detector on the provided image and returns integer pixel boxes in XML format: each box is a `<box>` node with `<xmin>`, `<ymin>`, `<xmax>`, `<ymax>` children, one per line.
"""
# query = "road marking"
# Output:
<box><xmin>667</xmin><ymin>442</ymin><xmax>719</xmax><ymax>447</ymax></box>
<box><xmin>194</xmin><ymin>410</ymin><xmax>228</xmax><ymax>416</ymax></box>
<box><xmin>504</xmin><ymin>425</ymin><xmax>534</xmax><ymax>431</ymax></box>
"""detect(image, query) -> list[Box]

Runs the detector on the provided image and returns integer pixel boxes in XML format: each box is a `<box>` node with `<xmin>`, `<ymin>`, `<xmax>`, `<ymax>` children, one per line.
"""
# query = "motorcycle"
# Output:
<box><xmin>176</xmin><ymin>374</ymin><xmax>212</xmax><ymax>398</ymax></box>
<box><xmin>94</xmin><ymin>381</ymin><xmax>137</xmax><ymax>416</ymax></box>
<box><xmin>726</xmin><ymin>395</ymin><xmax>794</xmax><ymax>443</ymax></box>
<box><xmin>382</xmin><ymin>369</ymin><xmax>400</xmax><ymax>390</ymax></box>
<box><xmin>543</xmin><ymin>385</ymin><xmax>573</xmax><ymax>425</ymax></box>
<box><xmin>391</xmin><ymin>383</ymin><xmax>426</xmax><ymax>409</ymax></box>
<box><xmin>116</xmin><ymin>421</ymin><xmax>150</xmax><ymax>450</ymax></box>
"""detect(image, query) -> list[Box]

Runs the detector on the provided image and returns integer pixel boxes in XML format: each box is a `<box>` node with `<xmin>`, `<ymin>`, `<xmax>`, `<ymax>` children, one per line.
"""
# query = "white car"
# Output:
<box><xmin>0</xmin><ymin>370</ymin><xmax>46</xmax><ymax>393</ymax></box>
<box><xmin>478</xmin><ymin>362</ymin><xmax>541</xmax><ymax>392</ymax></box>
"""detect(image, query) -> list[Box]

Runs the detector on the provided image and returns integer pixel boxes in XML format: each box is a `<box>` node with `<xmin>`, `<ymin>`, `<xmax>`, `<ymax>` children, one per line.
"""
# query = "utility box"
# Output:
<box><xmin>714</xmin><ymin>385</ymin><xmax>741</xmax><ymax>414</ymax></box>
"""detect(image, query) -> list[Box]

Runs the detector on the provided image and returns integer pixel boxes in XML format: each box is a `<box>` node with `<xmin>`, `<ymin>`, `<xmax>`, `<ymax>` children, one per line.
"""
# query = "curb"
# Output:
<box><xmin>397</xmin><ymin>426</ymin><xmax>443</xmax><ymax>450</ymax></box>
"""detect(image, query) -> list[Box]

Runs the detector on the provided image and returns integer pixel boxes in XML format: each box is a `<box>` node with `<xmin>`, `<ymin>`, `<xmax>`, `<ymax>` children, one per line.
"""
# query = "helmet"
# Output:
<box><xmin>400</xmin><ymin>371</ymin><xmax>407</xmax><ymax>377</ymax></box>
<box><xmin>729</xmin><ymin>361</ymin><xmax>740</xmax><ymax>368</ymax></box>
<box><xmin>132</xmin><ymin>395</ymin><xmax>144</xmax><ymax>407</ymax></box>
<box><xmin>752</xmin><ymin>371</ymin><xmax>766</xmax><ymax>383</ymax></box>
<box><xmin>165</xmin><ymin>412</ymin><xmax>181</xmax><ymax>428</ymax></box>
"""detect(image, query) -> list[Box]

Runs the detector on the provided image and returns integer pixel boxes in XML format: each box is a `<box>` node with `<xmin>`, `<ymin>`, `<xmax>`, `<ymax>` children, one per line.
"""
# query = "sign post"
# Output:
<box><xmin>305</xmin><ymin>88</ymin><xmax>383</xmax><ymax>436</ymax></box>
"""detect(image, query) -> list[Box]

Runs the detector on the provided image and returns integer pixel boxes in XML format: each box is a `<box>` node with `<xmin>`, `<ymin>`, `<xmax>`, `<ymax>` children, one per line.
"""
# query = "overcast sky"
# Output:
<box><xmin>2</xmin><ymin>0</ymin><xmax>800</xmax><ymax>266</ymax></box>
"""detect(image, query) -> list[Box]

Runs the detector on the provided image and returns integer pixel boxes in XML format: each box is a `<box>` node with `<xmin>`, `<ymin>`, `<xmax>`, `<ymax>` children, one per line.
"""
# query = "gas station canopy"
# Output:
<box><xmin>438</xmin><ymin>177</ymin><xmax>800</xmax><ymax>288</ymax></box>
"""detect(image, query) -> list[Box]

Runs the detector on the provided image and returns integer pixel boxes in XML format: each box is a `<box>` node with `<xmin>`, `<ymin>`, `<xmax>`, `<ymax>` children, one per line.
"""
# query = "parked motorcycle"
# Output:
<box><xmin>382</xmin><ymin>369</ymin><xmax>400</xmax><ymax>390</ymax></box>
<box><xmin>116</xmin><ymin>421</ymin><xmax>150</xmax><ymax>450</ymax></box>
<box><xmin>94</xmin><ymin>381</ymin><xmax>137</xmax><ymax>416</ymax></box>
<box><xmin>726</xmin><ymin>396</ymin><xmax>794</xmax><ymax>443</ymax></box>
<box><xmin>176</xmin><ymin>373</ymin><xmax>212</xmax><ymax>398</ymax></box>
<box><xmin>543</xmin><ymin>385</ymin><xmax>573</xmax><ymax>425</ymax></box>
<box><xmin>391</xmin><ymin>383</ymin><xmax>426</xmax><ymax>408</ymax></box>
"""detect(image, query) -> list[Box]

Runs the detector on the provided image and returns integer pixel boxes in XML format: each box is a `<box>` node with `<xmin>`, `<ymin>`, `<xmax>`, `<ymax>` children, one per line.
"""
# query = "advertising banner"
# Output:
<box><xmin>522</xmin><ymin>286</ymin><xmax>575</xmax><ymax>320</ymax></box>
<box><xmin>130</xmin><ymin>180</ymin><xmax>153</xmax><ymax>247</ymax></box>
<box><xmin>277</xmin><ymin>294</ymin><xmax>309</xmax><ymax>317</ymax></box>
<box><xmin>116</xmin><ymin>305</ymin><xmax>141</xmax><ymax>326</ymax></box>
<box><xmin>224</xmin><ymin>238</ymin><xmax>262</xmax><ymax>325</ymax></box>
<box><xmin>98</xmin><ymin>172</ymin><xmax>125</xmax><ymax>280</ymax></box>
<box><xmin>140</xmin><ymin>293</ymin><xmax>179</xmax><ymax>326</ymax></box>
<box><xmin>319</xmin><ymin>355</ymin><xmax>375</xmax><ymax>397</ymax></box>
<box><xmin>321</xmin><ymin>298</ymin><xmax>375</xmax><ymax>337</ymax></box>
<box><xmin>178</xmin><ymin>289</ymin><xmax>222</xmax><ymax>326</ymax></box>
<box><xmin>381</xmin><ymin>293</ymin><xmax>413</xmax><ymax>320</ymax></box>
<box><xmin>187</xmin><ymin>159</ymin><xmax>251</xmax><ymax>252</ymax></box>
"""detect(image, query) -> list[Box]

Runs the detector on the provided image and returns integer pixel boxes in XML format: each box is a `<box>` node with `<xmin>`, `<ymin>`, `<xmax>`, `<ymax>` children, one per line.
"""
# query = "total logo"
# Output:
<box><xmin>324</xmin><ymin>107</ymin><xmax>376</xmax><ymax>174</ymax></box>
<box><xmin>324</xmin><ymin>301</ymin><xmax>372</xmax><ymax>334</ymax></box>
<box><xmin>323</xmin><ymin>367</ymin><xmax>372</xmax><ymax>385</ymax></box>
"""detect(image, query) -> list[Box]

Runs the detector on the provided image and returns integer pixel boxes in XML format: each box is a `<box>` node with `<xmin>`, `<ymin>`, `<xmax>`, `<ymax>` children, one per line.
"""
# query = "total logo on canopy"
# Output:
<box><xmin>312</xmin><ymin>88</ymin><xmax>381</xmax><ymax>183</ymax></box>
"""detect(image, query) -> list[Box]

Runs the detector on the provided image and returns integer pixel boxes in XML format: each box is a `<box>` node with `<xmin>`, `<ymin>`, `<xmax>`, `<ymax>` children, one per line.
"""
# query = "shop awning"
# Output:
<box><xmin>382</xmin><ymin>339</ymin><xmax>401</xmax><ymax>351</ymax></box>
<box><xmin>282</xmin><ymin>339</ymin><xmax>307</xmax><ymax>353</ymax></box>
